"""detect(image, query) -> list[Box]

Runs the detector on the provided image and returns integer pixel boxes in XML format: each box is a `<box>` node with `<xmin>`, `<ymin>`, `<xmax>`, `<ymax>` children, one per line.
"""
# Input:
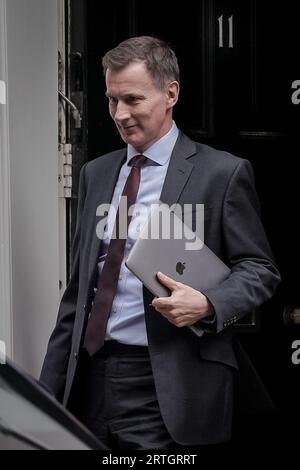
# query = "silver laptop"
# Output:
<box><xmin>125</xmin><ymin>203</ymin><xmax>230</xmax><ymax>336</ymax></box>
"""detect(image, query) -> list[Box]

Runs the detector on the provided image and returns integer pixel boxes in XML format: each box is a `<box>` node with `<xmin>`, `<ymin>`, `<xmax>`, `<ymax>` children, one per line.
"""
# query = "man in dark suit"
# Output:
<box><xmin>40</xmin><ymin>36</ymin><xmax>280</xmax><ymax>449</ymax></box>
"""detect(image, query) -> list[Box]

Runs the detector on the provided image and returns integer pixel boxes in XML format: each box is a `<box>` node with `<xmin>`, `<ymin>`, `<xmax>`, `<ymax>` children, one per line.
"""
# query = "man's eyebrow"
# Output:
<box><xmin>105</xmin><ymin>91</ymin><xmax>145</xmax><ymax>99</ymax></box>
<box><xmin>123</xmin><ymin>93</ymin><xmax>145</xmax><ymax>99</ymax></box>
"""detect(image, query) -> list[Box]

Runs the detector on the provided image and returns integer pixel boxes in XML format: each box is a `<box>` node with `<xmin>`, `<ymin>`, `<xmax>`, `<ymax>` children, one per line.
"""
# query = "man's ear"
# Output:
<box><xmin>166</xmin><ymin>81</ymin><xmax>180</xmax><ymax>109</ymax></box>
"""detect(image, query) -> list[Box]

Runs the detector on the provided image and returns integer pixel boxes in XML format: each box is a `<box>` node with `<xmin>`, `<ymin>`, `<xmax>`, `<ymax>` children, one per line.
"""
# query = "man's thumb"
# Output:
<box><xmin>156</xmin><ymin>272</ymin><xmax>178</xmax><ymax>290</ymax></box>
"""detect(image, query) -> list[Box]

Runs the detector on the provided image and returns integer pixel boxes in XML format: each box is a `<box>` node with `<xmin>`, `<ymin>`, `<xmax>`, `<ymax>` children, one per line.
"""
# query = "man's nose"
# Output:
<box><xmin>114</xmin><ymin>102</ymin><xmax>131</xmax><ymax>122</ymax></box>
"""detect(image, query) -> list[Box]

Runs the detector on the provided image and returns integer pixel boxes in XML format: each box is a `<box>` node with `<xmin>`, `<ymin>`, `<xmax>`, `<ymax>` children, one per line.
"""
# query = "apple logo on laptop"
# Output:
<box><xmin>176</xmin><ymin>261</ymin><xmax>186</xmax><ymax>275</ymax></box>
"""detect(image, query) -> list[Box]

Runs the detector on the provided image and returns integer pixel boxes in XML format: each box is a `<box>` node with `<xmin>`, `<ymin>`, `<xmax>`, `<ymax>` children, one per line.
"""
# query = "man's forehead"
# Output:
<box><xmin>105</xmin><ymin>81</ymin><xmax>155</xmax><ymax>99</ymax></box>
<box><xmin>106</xmin><ymin>63</ymin><xmax>154</xmax><ymax>87</ymax></box>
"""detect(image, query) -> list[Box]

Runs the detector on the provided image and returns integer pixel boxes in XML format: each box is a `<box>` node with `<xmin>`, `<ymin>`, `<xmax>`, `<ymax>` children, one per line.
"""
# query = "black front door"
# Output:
<box><xmin>68</xmin><ymin>0</ymin><xmax>300</xmax><ymax>448</ymax></box>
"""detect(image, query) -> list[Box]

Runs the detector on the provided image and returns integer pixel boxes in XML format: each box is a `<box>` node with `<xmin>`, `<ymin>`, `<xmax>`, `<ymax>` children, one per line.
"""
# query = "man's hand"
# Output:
<box><xmin>151</xmin><ymin>272</ymin><xmax>215</xmax><ymax>328</ymax></box>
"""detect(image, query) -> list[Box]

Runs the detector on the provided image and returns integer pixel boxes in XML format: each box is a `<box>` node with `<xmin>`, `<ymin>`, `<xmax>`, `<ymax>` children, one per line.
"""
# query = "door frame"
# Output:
<box><xmin>0</xmin><ymin>0</ymin><xmax>12</xmax><ymax>359</ymax></box>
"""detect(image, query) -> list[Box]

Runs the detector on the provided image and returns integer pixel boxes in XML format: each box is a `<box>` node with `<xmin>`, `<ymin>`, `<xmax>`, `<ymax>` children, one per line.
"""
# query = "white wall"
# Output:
<box><xmin>3</xmin><ymin>0</ymin><xmax>60</xmax><ymax>377</ymax></box>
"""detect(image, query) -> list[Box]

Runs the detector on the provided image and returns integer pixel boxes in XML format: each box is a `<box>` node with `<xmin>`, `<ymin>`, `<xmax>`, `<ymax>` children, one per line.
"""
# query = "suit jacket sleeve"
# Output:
<box><xmin>39</xmin><ymin>163</ymin><xmax>87</xmax><ymax>401</ymax></box>
<box><xmin>202</xmin><ymin>159</ymin><xmax>281</xmax><ymax>333</ymax></box>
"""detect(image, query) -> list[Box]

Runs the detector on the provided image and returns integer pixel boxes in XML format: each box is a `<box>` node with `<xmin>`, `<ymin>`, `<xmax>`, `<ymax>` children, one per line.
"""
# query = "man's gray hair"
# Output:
<box><xmin>102</xmin><ymin>36</ymin><xmax>180</xmax><ymax>90</ymax></box>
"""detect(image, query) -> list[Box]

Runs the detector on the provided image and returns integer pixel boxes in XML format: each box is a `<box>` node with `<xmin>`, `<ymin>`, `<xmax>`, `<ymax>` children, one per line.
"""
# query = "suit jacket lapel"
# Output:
<box><xmin>88</xmin><ymin>150</ymin><xmax>126</xmax><ymax>280</ymax></box>
<box><xmin>159</xmin><ymin>132</ymin><xmax>197</xmax><ymax>206</ymax></box>
<box><xmin>87</xmin><ymin>133</ymin><xmax>197</xmax><ymax>284</ymax></box>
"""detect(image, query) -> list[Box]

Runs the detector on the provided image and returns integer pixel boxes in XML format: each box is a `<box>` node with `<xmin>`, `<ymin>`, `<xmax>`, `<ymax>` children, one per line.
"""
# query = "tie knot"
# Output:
<box><xmin>130</xmin><ymin>154</ymin><xmax>147</xmax><ymax>169</ymax></box>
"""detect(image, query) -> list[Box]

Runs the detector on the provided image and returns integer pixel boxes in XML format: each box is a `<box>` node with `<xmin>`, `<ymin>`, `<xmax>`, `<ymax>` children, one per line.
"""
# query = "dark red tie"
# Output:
<box><xmin>83</xmin><ymin>155</ymin><xmax>147</xmax><ymax>356</ymax></box>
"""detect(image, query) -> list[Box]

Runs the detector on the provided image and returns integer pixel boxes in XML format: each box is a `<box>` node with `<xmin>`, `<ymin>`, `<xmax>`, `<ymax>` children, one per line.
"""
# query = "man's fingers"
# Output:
<box><xmin>156</xmin><ymin>271</ymin><xmax>179</xmax><ymax>291</ymax></box>
<box><xmin>152</xmin><ymin>296</ymin><xmax>173</xmax><ymax>309</ymax></box>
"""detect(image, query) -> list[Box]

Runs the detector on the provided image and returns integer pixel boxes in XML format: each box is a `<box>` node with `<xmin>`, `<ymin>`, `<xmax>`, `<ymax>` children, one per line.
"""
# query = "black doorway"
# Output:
<box><xmin>67</xmin><ymin>0</ymin><xmax>300</xmax><ymax>449</ymax></box>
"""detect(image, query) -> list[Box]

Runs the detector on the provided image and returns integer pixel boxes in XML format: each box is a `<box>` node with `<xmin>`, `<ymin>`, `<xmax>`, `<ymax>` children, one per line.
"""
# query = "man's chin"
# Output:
<box><xmin>122</xmin><ymin>136</ymin><xmax>142</xmax><ymax>149</ymax></box>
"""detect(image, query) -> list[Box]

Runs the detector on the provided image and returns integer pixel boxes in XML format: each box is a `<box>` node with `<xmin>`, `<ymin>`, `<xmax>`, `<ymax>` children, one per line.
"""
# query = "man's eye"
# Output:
<box><xmin>127</xmin><ymin>96</ymin><xmax>139</xmax><ymax>103</ymax></box>
<box><xmin>108</xmin><ymin>97</ymin><xmax>117</xmax><ymax>104</ymax></box>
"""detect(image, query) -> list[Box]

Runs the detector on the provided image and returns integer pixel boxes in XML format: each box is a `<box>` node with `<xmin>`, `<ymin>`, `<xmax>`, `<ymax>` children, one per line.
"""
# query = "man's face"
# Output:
<box><xmin>105</xmin><ymin>62</ymin><xmax>178</xmax><ymax>153</ymax></box>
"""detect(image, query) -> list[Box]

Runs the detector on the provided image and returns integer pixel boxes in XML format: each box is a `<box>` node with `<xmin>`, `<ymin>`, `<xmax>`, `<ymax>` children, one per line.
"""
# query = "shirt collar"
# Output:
<box><xmin>127</xmin><ymin>121</ymin><xmax>179</xmax><ymax>166</ymax></box>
